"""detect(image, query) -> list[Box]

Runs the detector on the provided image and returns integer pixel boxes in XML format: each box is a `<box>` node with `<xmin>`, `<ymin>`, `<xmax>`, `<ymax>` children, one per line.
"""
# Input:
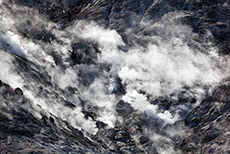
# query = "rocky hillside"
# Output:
<box><xmin>0</xmin><ymin>0</ymin><xmax>230</xmax><ymax>153</ymax></box>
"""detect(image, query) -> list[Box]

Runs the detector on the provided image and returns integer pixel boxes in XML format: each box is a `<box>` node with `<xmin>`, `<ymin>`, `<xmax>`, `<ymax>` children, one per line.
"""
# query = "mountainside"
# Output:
<box><xmin>0</xmin><ymin>0</ymin><xmax>230</xmax><ymax>153</ymax></box>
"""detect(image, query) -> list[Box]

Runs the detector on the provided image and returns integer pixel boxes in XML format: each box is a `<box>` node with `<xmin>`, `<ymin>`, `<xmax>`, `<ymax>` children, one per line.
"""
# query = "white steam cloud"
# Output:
<box><xmin>0</xmin><ymin>49</ymin><xmax>24</xmax><ymax>89</ymax></box>
<box><xmin>0</xmin><ymin>2</ymin><xmax>228</xmax><ymax>148</ymax></box>
<box><xmin>75</xmin><ymin>13</ymin><xmax>225</xmax><ymax>126</ymax></box>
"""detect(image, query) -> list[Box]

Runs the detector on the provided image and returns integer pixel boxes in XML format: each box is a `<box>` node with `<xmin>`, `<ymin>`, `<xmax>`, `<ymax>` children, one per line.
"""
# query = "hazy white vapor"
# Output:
<box><xmin>0</xmin><ymin>31</ymin><xmax>27</xmax><ymax>57</ymax></box>
<box><xmin>0</xmin><ymin>50</ymin><xmax>24</xmax><ymax>89</ymax></box>
<box><xmin>0</xmin><ymin>2</ymin><xmax>228</xmax><ymax>143</ymax></box>
<box><xmin>78</xmin><ymin>15</ymin><xmax>225</xmax><ymax>126</ymax></box>
<box><xmin>122</xmin><ymin>89</ymin><xmax>178</xmax><ymax>125</ymax></box>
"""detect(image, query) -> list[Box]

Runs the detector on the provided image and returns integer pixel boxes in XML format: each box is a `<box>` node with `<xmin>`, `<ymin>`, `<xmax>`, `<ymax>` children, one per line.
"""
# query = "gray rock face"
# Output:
<box><xmin>183</xmin><ymin>79</ymin><xmax>230</xmax><ymax>153</ymax></box>
<box><xmin>0</xmin><ymin>81</ymin><xmax>104</xmax><ymax>153</ymax></box>
<box><xmin>0</xmin><ymin>0</ymin><xmax>230</xmax><ymax>154</ymax></box>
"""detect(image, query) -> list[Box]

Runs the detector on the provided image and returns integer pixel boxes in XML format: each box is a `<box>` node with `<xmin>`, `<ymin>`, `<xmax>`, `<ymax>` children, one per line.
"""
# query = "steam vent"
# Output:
<box><xmin>0</xmin><ymin>0</ymin><xmax>230</xmax><ymax>153</ymax></box>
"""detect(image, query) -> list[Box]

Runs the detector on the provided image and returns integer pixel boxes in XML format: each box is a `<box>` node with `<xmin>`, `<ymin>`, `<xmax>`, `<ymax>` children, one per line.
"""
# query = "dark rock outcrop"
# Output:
<box><xmin>183</xmin><ymin>79</ymin><xmax>230</xmax><ymax>153</ymax></box>
<box><xmin>0</xmin><ymin>82</ymin><xmax>105</xmax><ymax>153</ymax></box>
